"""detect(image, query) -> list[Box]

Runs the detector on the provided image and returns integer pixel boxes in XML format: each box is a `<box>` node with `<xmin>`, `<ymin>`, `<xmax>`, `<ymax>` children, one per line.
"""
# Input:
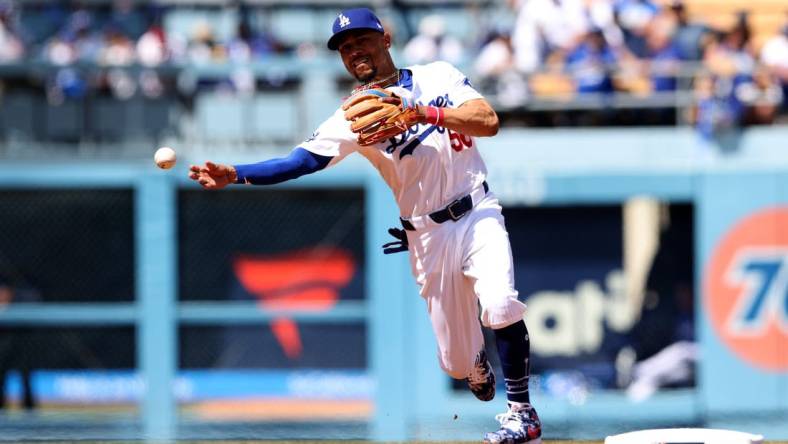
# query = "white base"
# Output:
<box><xmin>485</xmin><ymin>436</ymin><xmax>541</xmax><ymax>444</ymax></box>
<box><xmin>605</xmin><ymin>428</ymin><xmax>764</xmax><ymax>444</ymax></box>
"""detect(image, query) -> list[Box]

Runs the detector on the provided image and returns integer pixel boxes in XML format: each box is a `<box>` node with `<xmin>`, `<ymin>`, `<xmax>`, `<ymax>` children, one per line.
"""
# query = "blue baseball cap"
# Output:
<box><xmin>327</xmin><ymin>8</ymin><xmax>384</xmax><ymax>50</ymax></box>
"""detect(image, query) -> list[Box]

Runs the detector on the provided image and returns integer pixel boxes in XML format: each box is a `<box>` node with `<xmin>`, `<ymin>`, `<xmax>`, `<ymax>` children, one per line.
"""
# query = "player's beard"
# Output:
<box><xmin>355</xmin><ymin>67</ymin><xmax>377</xmax><ymax>83</ymax></box>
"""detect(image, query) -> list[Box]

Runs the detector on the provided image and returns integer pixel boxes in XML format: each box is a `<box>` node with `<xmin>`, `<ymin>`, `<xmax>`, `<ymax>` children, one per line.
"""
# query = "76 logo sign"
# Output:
<box><xmin>726</xmin><ymin>250</ymin><xmax>788</xmax><ymax>335</ymax></box>
<box><xmin>704</xmin><ymin>207</ymin><xmax>788</xmax><ymax>371</ymax></box>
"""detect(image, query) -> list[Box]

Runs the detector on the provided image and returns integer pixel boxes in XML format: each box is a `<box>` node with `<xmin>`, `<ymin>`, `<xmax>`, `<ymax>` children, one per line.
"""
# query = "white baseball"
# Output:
<box><xmin>154</xmin><ymin>147</ymin><xmax>177</xmax><ymax>169</ymax></box>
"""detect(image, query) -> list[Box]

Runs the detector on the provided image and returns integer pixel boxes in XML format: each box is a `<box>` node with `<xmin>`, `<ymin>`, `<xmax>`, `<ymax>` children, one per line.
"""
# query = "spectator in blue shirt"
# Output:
<box><xmin>646</xmin><ymin>13</ymin><xmax>681</xmax><ymax>92</ymax></box>
<box><xmin>666</xmin><ymin>0</ymin><xmax>709</xmax><ymax>61</ymax></box>
<box><xmin>690</xmin><ymin>72</ymin><xmax>746</xmax><ymax>143</ymax></box>
<box><xmin>566</xmin><ymin>28</ymin><xmax>617</xmax><ymax>93</ymax></box>
<box><xmin>614</xmin><ymin>0</ymin><xmax>660</xmax><ymax>57</ymax></box>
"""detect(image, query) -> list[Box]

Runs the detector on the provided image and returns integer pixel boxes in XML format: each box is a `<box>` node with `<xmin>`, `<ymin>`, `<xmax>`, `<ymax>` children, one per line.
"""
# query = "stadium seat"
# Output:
<box><xmin>141</xmin><ymin>98</ymin><xmax>176</xmax><ymax>141</ymax></box>
<box><xmin>90</xmin><ymin>96</ymin><xmax>174</xmax><ymax>143</ymax></box>
<box><xmin>315</xmin><ymin>9</ymin><xmax>342</xmax><ymax>43</ymax></box>
<box><xmin>405</xmin><ymin>7</ymin><xmax>476</xmax><ymax>44</ymax></box>
<box><xmin>45</xmin><ymin>99</ymin><xmax>83</xmax><ymax>143</ymax></box>
<box><xmin>91</xmin><ymin>98</ymin><xmax>128</xmax><ymax>142</ymax></box>
<box><xmin>0</xmin><ymin>93</ymin><xmax>36</xmax><ymax>141</ymax></box>
<box><xmin>164</xmin><ymin>8</ymin><xmax>239</xmax><ymax>43</ymax></box>
<box><xmin>19</xmin><ymin>10</ymin><xmax>60</xmax><ymax>45</ymax></box>
<box><xmin>250</xmin><ymin>93</ymin><xmax>298</xmax><ymax>142</ymax></box>
<box><xmin>195</xmin><ymin>91</ymin><xmax>296</xmax><ymax>143</ymax></box>
<box><xmin>195</xmin><ymin>93</ymin><xmax>245</xmax><ymax>141</ymax></box>
<box><xmin>270</xmin><ymin>8</ymin><xmax>318</xmax><ymax>46</ymax></box>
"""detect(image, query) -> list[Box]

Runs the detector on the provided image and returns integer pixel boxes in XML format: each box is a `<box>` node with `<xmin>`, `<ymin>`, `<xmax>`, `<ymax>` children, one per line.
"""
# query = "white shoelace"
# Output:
<box><xmin>495</xmin><ymin>409</ymin><xmax>526</xmax><ymax>432</ymax></box>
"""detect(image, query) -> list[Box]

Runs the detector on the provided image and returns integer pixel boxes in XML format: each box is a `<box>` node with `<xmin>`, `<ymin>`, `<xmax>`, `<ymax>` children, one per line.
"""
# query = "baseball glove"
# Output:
<box><xmin>342</xmin><ymin>88</ymin><xmax>421</xmax><ymax>146</ymax></box>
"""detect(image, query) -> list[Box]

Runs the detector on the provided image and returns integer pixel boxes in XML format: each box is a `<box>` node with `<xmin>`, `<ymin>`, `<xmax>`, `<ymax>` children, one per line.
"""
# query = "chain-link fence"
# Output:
<box><xmin>178</xmin><ymin>188</ymin><xmax>365</xmax><ymax>302</ymax></box>
<box><xmin>0</xmin><ymin>189</ymin><xmax>134</xmax><ymax>303</ymax></box>
<box><xmin>177</xmin><ymin>187</ymin><xmax>366</xmax><ymax>371</ymax></box>
<box><xmin>0</xmin><ymin>189</ymin><xmax>136</xmax><ymax>412</ymax></box>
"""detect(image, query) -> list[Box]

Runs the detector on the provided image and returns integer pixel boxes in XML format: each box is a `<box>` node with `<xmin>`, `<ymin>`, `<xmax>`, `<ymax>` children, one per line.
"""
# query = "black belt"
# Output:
<box><xmin>401</xmin><ymin>181</ymin><xmax>489</xmax><ymax>231</ymax></box>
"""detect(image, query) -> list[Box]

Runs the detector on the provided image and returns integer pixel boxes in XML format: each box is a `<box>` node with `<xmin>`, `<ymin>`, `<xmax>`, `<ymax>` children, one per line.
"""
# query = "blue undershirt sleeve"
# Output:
<box><xmin>233</xmin><ymin>147</ymin><xmax>333</xmax><ymax>185</ymax></box>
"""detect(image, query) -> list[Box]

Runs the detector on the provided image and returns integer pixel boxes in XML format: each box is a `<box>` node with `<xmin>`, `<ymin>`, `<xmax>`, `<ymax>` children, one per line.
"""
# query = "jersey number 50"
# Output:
<box><xmin>448</xmin><ymin>130</ymin><xmax>473</xmax><ymax>152</ymax></box>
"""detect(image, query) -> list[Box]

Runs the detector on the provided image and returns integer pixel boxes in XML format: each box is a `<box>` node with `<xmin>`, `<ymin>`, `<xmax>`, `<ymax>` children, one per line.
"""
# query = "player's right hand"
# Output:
<box><xmin>188</xmin><ymin>161</ymin><xmax>237</xmax><ymax>189</ymax></box>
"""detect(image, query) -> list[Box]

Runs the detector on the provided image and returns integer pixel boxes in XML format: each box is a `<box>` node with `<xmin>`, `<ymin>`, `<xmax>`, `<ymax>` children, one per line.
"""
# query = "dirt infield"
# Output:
<box><xmin>10</xmin><ymin>438</ymin><xmax>788</xmax><ymax>444</ymax></box>
<box><xmin>167</xmin><ymin>441</ymin><xmax>787</xmax><ymax>444</ymax></box>
<box><xmin>12</xmin><ymin>441</ymin><xmax>788</xmax><ymax>444</ymax></box>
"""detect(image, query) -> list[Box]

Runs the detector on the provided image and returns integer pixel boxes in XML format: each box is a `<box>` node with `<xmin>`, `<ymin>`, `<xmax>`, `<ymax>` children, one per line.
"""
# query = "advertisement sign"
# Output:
<box><xmin>704</xmin><ymin>207</ymin><xmax>788</xmax><ymax>371</ymax></box>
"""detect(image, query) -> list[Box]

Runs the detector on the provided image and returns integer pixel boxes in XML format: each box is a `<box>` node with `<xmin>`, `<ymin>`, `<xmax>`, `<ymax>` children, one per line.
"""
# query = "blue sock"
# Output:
<box><xmin>493</xmin><ymin>320</ymin><xmax>531</xmax><ymax>404</ymax></box>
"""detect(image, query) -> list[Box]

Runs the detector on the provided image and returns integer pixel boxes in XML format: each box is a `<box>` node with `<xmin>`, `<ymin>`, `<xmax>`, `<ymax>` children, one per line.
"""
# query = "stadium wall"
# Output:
<box><xmin>0</xmin><ymin>125</ymin><xmax>786</xmax><ymax>441</ymax></box>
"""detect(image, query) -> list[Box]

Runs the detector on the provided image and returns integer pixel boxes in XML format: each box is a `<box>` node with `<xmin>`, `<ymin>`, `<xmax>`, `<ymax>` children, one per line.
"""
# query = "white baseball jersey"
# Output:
<box><xmin>300</xmin><ymin>61</ymin><xmax>487</xmax><ymax>218</ymax></box>
<box><xmin>302</xmin><ymin>61</ymin><xmax>526</xmax><ymax>379</ymax></box>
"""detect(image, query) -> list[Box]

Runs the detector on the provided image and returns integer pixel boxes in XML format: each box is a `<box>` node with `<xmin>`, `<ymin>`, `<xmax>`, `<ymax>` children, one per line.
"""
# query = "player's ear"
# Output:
<box><xmin>383</xmin><ymin>32</ymin><xmax>391</xmax><ymax>49</ymax></box>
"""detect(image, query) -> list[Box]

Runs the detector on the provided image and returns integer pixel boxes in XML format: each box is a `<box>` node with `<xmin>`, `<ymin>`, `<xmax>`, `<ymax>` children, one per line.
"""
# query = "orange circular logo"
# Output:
<box><xmin>704</xmin><ymin>207</ymin><xmax>788</xmax><ymax>371</ymax></box>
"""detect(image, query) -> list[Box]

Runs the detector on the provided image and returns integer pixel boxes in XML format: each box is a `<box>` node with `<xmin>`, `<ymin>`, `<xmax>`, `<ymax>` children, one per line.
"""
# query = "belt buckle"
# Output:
<box><xmin>446</xmin><ymin>198</ymin><xmax>466</xmax><ymax>221</ymax></box>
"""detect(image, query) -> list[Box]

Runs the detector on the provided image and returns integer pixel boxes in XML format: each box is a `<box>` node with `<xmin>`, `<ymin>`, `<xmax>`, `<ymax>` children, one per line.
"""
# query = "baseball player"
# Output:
<box><xmin>188</xmin><ymin>8</ymin><xmax>541</xmax><ymax>443</ymax></box>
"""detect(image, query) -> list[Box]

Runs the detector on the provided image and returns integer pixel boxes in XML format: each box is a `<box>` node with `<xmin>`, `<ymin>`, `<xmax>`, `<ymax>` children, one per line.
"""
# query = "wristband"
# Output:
<box><xmin>423</xmin><ymin>106</ymin><xmax>445</xmax><ymax>127</ymax></box>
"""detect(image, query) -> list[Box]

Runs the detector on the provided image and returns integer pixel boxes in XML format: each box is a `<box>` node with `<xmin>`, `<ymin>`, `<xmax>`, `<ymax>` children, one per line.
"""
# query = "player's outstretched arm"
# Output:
<box><xmin>188</xmin><ymin>148</ymin><xmax>333</xmax><ymax>190</ymax></box>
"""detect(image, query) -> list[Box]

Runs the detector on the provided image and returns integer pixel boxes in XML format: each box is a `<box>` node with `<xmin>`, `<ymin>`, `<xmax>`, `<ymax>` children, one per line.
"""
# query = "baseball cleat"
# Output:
<box><xmin>483</xmin><ymin>403</ymin><xmax>542</xmax><ymax>444</ymax></box>
<box><xmin>467</xmin><ymin>349</ymin><xmax>495</xmax><ymax>401</ymax></box>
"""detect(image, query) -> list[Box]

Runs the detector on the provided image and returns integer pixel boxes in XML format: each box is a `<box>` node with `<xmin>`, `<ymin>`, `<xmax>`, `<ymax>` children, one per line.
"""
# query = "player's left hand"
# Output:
<box><xmin>342</xmin><ymin>88</ymin><xmax>421</xmax><ymax>146</ymax></box>
<box><xmin>188</xmin><ymin>161</ymin><xmax>237</xmax><ymax>189</ymax></box>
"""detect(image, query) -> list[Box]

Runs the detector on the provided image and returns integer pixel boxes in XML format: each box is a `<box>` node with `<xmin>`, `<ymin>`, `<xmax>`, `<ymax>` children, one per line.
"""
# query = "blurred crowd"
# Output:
<box><xmin>0</xmin><ymin>0</ymin><xmax>292</xmax><ymax>101</ymax></box>
<box><xmin>0</xmin><ymin>0</ymin><xmax>786</xmax><ymax>131</ymax></box>
<box><xmin>0</xmin><ymin>1</ymin><xmax>295</xmax><ymax>67</ymax></box>
<box><xmin>459</xmin><ymin>0</ymin><xmax>786</xmax><ymax>131</ymax></box>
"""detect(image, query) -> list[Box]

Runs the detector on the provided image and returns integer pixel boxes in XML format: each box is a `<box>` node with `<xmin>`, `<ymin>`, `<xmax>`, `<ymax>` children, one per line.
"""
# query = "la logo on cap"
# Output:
<box><xmin>339</xmin><ymin>13</ymin><xmax>350</xmax><ymax>28</ymax></box>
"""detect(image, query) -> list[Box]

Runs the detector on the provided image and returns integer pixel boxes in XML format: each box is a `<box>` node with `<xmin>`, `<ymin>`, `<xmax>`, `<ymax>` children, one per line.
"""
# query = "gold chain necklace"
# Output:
<box><xmin>352</xmin><ymin>69</ymin><xmax>400</xmax><ymax>94</ymax></box>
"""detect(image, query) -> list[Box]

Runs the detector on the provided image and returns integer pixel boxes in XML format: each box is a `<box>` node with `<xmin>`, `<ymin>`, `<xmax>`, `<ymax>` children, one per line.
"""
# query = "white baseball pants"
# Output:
<box><xmin>406</xmin><ymin>193</ymin><xmax>526</xmax><ymax>379</ymax></box>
